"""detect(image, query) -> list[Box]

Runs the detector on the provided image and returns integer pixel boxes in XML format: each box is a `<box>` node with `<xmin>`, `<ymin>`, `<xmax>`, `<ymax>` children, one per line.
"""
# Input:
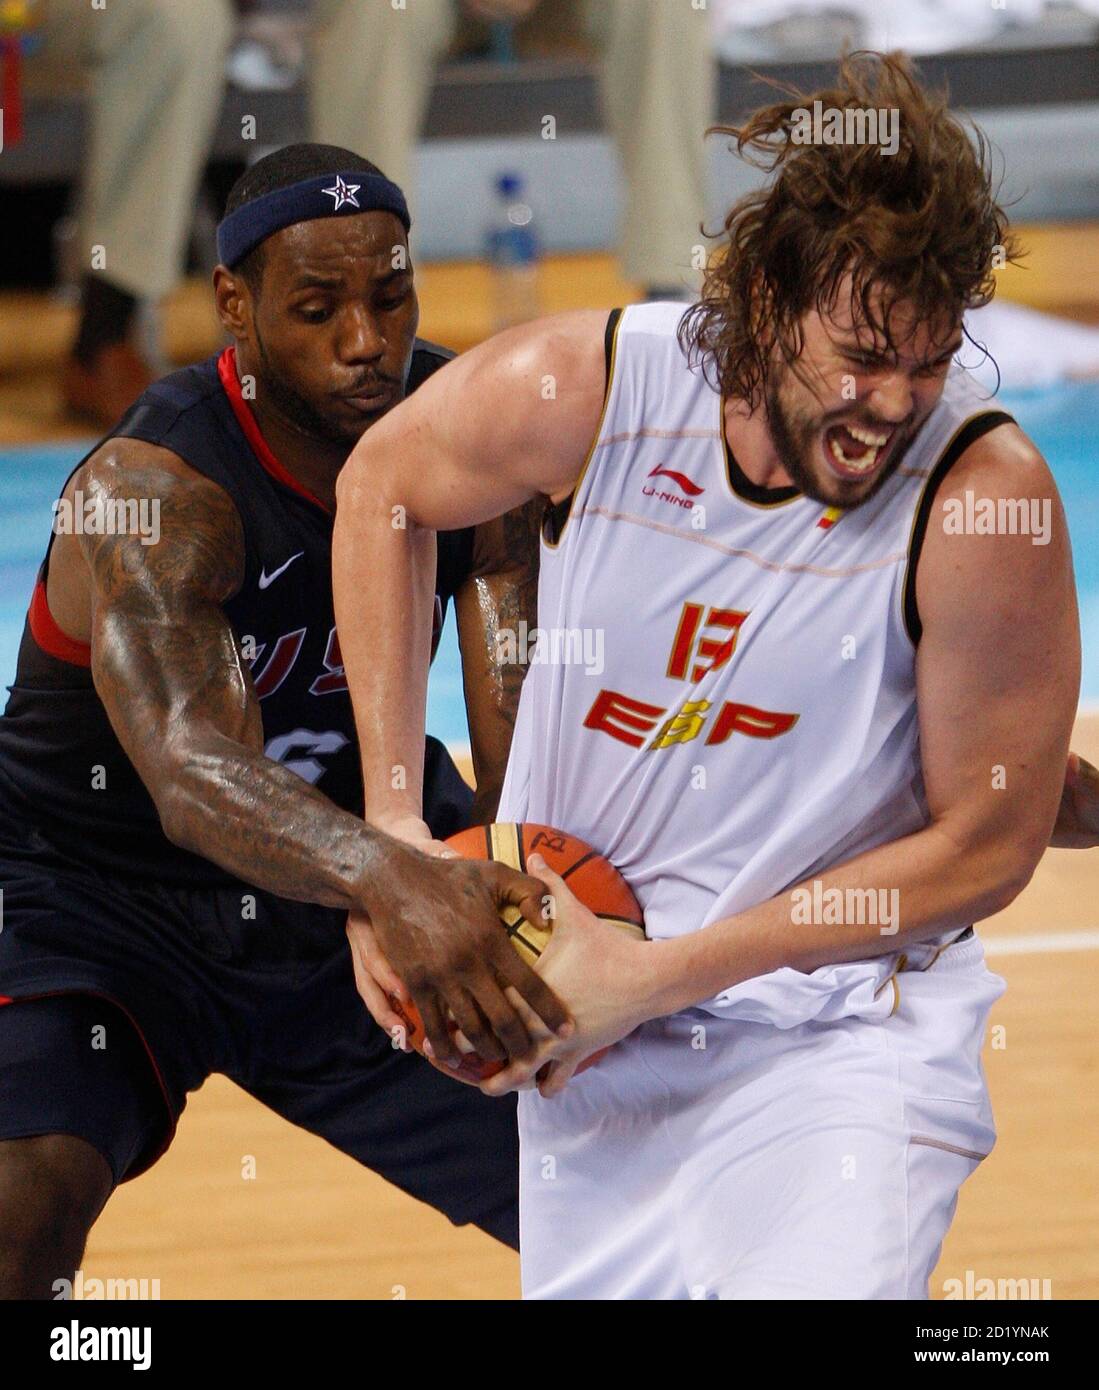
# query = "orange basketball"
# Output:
<box><xmin>389</xmin><ymin>823</ymin><xmax>645</xmax><ymax>1086</ymax></box>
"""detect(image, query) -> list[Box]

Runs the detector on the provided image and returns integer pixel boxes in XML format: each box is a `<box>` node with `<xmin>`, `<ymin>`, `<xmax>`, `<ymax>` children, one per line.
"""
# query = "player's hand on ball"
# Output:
<box><xmin>374</xmin><ymin>814</ymin><xmax>459</xmax><ymax>858</ymax></box>
<box><xmin>346</xmin><ymin>910</ymin><xmax>411</xmax><ymax>1045</ymax></box>
<box><xmin>354</xmin><ymin>839</ymin><xmax>574</xmax><ymax>1069</ymax></box>
<box><xmin>477</xmin><ymin>853</ymin><xmax>656</xmax><ymax>1100</ymax></box>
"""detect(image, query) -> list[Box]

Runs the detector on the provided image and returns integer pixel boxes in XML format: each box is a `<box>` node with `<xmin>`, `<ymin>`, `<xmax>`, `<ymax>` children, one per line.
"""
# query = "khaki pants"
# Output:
<box><xmin>30</xmin><ymin>0</ymin><xmax>233</xmax><ymax>298</ymax></box>
<box><xmin>310</xmin><ymin>0</ymin><xmax>456</xmax><ymax>201</ymax></box>
<box><xmin>311</xmin><ymin>0</ymin><xmax>715</xmax><ymax>290</ymax></box>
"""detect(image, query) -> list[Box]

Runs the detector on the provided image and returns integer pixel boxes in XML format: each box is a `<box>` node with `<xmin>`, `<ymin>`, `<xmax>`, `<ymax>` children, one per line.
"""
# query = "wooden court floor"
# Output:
<box><xmin>2</xmin><ymin>239</ymin><xmax>1097</xmax><ymax>1299</ymax></box>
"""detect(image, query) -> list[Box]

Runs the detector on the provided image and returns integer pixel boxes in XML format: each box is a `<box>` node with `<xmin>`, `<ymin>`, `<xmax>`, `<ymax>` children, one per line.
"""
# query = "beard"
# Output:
<box><xmin>253</xmin><ymin>323</ymin><xmax>365</xmax><ymax>448</ymax></box>
<box><xmin>764</xmin><ymin>364</ymin><xmax>912</xmax><ymax>510</ymax></box>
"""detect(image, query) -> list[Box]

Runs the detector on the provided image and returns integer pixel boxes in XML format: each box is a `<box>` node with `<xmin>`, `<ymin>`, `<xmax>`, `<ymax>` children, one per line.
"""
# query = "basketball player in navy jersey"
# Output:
<box><xmin>0</xmin><ymin>144</ymin><xmax>570</xmax><ymax>1298</ymax></box>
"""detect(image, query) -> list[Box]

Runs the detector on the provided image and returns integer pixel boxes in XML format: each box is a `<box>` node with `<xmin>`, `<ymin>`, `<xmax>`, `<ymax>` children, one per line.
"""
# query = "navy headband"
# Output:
<box><xmin>217</xmin><ymin>171</ymin><xmax>411</xmax><ymax>268</ymax></box>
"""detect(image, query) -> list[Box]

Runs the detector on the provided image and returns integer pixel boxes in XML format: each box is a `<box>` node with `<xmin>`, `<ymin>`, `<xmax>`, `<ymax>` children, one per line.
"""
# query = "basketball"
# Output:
<box><xmin>389</xmin><ymin>823</ymin><xmax>646</xmax><ymax>1085</ymax></box>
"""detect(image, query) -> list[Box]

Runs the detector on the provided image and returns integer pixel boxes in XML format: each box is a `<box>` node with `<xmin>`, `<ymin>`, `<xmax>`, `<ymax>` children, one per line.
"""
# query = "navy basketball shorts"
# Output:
<box><xmin>0</xmin><ymin>787</ymin><xmax>519</xmax><ymax>1249</ymax></box>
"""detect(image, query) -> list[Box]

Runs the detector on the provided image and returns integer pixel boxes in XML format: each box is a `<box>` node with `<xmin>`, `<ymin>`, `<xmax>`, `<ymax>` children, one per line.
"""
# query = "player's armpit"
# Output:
<box><xmin>456</xmin><ymin>498</ymin><xmax>543</xmax><ymax>823</ymax></box>
<box><xmin>913</xmin><ymin>424</ymin><xmax>1080</xmax><ymax>897</ymax></box>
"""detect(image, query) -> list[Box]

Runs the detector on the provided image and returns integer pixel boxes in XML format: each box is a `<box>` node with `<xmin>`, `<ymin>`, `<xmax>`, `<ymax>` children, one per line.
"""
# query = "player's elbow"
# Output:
<box><xmin>153</xmin><ymin>750</ymin><xmax>219</xmax><ymax>854</ymax></box>
<box><xmin>334</xmin><ymin>450</ymin><xmax>371</xmax><ymax>519</ymax></box>
<box><xmin>335</xmin><ymin>446</ymin><xmax>408</xmax><ymax>541</ymax></box>
<box><xmin>981</xmin><ymin>833</ymin><xmax>1046</xmax><ymax>917</ymax></box>
<box><xmin>938</xmin><ymin>817</ymin><xmax>1046</xmax><ymax>919</ymax></box>
<box><xmin>155</xmin><ymin>785</ymin><xmax>192</xmax><ymax>852</ymax></box>
<box><xmin>986</xmin><ymin>860</ymin><xmax>1036</xmax><ymax>917</ymax></box>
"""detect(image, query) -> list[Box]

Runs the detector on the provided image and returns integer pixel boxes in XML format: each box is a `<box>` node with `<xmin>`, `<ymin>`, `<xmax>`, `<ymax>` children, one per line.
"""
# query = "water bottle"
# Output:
<box><xmin>484</xmin><ymin>172</ymin><xmax>541</xmax><ymax>333</ymax></box>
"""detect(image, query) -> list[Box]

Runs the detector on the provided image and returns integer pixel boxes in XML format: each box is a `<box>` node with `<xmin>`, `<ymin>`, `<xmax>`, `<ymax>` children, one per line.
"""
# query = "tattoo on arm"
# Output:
<box><xmin>456</xmin><ymin>498</ymin><xmax>543</xmax><ymax>822</ymax></box>
<box><xmin>80</xmin><ymin>446</ymin><xmax>387</xmax><ymax>911</ymax></box>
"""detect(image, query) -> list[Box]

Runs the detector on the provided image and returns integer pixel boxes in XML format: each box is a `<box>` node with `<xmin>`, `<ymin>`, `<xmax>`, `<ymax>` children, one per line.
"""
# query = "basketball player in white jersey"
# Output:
<box><xmin>332</xmin><ymin>53</ymin><xmax>1082</xmax><ymax>1297</ymax></box>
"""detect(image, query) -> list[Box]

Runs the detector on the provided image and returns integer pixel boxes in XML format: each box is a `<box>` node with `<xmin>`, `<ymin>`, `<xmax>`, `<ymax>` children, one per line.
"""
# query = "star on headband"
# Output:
<box><xmin>321</xmin><ymin>176</ymin><xmax>361</xmax><ymax>211</ymax></box>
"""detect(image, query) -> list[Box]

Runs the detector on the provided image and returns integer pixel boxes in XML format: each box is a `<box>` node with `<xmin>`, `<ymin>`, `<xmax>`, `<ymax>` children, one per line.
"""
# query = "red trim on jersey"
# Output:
<box><xmin>217</xmin><ymin>346</ymin><xmax>332</xmax><ymax>516</ymax></box>
<box><xmin>0</xmin><ymin>38</ymin><xmax>24</xmax><ymax>147</ymax></box>
<box><xmin>28</xmin><ymin>352</ymin><xmax>328</xmax><ymax>670</ymax></box>
<box><xmin>29</xmin><ymin>580</ymin><xmax>92</xmax><ymax>668</ymax></box>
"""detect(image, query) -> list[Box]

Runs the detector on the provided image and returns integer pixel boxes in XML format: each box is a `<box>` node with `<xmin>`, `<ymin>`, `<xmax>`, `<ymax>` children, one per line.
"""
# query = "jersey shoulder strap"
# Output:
<box><xmin>407</xmin><ymin>336</ymin><xmax>456</xmax><ymax>393</ymax></box>
<box><xmin>543</xmin><ymin>307</ymin><xmax>623</xmax><ymax>544</ymax></box>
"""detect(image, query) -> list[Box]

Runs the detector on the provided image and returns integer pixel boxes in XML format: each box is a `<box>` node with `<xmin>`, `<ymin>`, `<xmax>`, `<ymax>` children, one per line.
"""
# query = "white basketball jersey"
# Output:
<box><xmin>497</xmin><ymin>301</ymin><xmax>1012</xmax><ymax>1024</ymax></box>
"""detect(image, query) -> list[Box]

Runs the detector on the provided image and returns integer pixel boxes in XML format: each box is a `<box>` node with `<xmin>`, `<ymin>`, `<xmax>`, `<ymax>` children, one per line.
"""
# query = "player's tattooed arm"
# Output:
<box><xmin>73</xmin><ymin>443</ymin><xmax>566</xmax><ymax>1064</ymax></box>
<box><xmin>72</xmin><ymin>442</ymin><xmax>398</xmax><ymax>912</ymax></box>
<box><xmin>455</xmin><ymin>498</ymin><xmax>543</xmax><ymax>823</ymax></box>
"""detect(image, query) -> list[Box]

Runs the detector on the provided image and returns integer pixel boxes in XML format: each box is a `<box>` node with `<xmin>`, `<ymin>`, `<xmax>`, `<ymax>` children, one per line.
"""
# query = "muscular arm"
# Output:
<box><xmin>74</xmin><ymin>440</ymin><xmax>393</xmax><ymax>911</ymax></box>
<box><xmin>456</xmin><ymin>498</ymin><xmax>543</xmax><ymax>825</ymax></box>
<box><xmin>331</xmin><ymin>313</ymin><xmax>607</xmax><ymax>1058</ymax></box>
<box><xmin>333</xmin><ymin>310</ymin><xmax>608</xmax><ymax>829</ymax></box>
<box><xmin>641</xmin><ymin>424</ymin><xmax>1081</xmax><ymax>1014</ymax></box>
<box><xmin>62</xmin><ymin>440</ymin><xmax>562</xmax><ymax>1064</ymax></box>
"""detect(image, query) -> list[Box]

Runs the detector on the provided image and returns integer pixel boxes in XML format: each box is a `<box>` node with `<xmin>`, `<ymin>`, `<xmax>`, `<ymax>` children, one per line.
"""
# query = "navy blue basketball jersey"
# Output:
<box><xmin>0</xmin><ymin>342</ymin><xmax>473</xmax><ymax>886</ymax></box>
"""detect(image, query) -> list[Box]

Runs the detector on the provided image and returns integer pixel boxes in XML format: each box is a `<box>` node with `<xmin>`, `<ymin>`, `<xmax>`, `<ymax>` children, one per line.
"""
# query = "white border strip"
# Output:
<box><xmin>984</xmin><ymin>929</ymin><xmax>1099</xmax><ymax>957</ymax></box>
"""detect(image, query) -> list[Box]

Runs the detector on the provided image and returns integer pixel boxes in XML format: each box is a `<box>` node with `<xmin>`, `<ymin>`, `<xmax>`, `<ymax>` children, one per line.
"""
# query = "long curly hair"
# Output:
<box><xmin>679</xmin><ymin>51</ymin><xmax>1020</xmax><ymax>407</ymax></box>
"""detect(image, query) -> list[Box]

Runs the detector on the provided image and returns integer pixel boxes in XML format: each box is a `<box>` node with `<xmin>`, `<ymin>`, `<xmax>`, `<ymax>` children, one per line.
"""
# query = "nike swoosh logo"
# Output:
<box><xmin>258</xmin><ymin>552</ymin><xmax>304</xmax><ymax>590</ymax></box>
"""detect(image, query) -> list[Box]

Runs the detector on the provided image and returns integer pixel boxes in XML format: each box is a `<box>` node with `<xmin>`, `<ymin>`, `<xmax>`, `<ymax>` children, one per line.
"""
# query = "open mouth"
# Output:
<box><xmin>823</xmin><ymin>421</ymin><xmax>896</xmax><ymax>480</ymax></box>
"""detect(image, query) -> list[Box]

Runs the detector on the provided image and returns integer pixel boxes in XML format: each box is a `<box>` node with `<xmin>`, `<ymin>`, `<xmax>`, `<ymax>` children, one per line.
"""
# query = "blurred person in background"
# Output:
<box><xmin>17</xmin><ymin>0</ymin><xmax>241</xmax><ymax>427</ymax></box>
<box><xmin>310</xmin><ymin>0</ymin><xmax>716</xmax><ymax>299</ymax></box>
<box><xmin>17</xmin><ymin>0</ymin><xmax>713</xmax><ymax>431</ymax></box>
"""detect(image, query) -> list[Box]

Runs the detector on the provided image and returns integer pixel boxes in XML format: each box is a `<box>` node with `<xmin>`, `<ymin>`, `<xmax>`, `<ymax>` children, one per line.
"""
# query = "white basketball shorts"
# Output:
<box><xmin>518</xmin><ymin>931</ymin><xmax>1005</xmax><ymax>1299</ymax></box>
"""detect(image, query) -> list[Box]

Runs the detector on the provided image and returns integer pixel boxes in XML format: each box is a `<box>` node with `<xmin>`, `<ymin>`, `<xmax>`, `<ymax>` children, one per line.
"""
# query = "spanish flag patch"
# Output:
<box><xmin>817</xmin><ymin>506</ymin><xmax>843</xmax><ymax>530</ymax></box>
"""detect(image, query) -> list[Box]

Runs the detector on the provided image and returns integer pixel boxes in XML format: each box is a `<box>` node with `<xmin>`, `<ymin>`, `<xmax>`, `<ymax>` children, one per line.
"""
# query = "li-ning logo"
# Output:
<box><xmin>642</xmin><ymin>464</ymin><xmax>705</xmax><ymax>510</ymax></box>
